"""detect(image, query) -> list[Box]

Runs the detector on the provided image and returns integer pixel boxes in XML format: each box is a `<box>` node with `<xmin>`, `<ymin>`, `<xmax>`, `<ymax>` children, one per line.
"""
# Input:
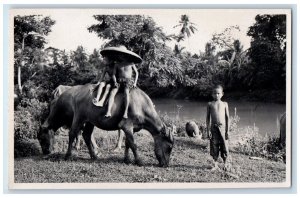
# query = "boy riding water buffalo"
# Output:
<box><xmin>94</xmin><ymin>46</ymin><xmax>141</xmax><ymax>119</ymax></box>
<box><xmin>38</xmin><ymin>46</ymin><xmax>174</xmax><ymax>167</ymax></box>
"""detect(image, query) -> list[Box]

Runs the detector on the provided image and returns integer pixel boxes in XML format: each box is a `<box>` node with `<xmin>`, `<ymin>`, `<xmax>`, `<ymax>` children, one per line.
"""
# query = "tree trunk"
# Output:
<box><xmin>229</xmin><ymin>50</ymin><xmax>236</xmax><ymax>67</ymax></box>
<box><xmin>18</xmin><ymin>65</ymin><xmax>22</xmax><ymax>93</ymax></box>
<box><xmin>18</xmin><ymin>36</ymin><xmax>26</xmax><ymax>94</ymax></box>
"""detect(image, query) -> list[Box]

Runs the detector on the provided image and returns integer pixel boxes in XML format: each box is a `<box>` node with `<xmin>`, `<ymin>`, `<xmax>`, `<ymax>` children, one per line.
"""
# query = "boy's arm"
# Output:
<box><xmin>97</xmin><ymin>67</ymin><xmax>107</xmax><ymax>84</ymax></box>
<box><xmin>132</xmin><ymin>64</ymin><xmax>139</xmax><ymax>87</ymax></box>
<box><xmin>225</xmin><ymin>102</ymin><xmax>230</xmax><ymax>140</ymax></box>
<box><xmin>206</xmin><ymin>103</ymin><xmax>211</xmax><ymax>139</ymax></box>
<box><xmin>111</xmin><ymin>65</ymin><xmax>118</xmax><ymax>87</ymax></box>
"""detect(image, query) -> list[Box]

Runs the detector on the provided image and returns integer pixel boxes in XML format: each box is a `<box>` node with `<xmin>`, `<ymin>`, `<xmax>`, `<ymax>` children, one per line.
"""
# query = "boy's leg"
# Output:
<box><xmin>93</xmin><ymin>82</ymin><xmax>106</xmax><ymax>105</ymax></box>
<box><xmin>97</xmin><ymin>84</ymin><xmax>111</xmax><ymax>107</ymax></box>
<box><xmin>123</xmin><ymin>87</ymin><xmax>130</xmax><ymax>119</ymax></box>
<box><xmin>105</xmin><ymin>87</ymin><xmax>118</xmax><ymax>117</ymax></box>
<box><xmin>221</xmin><ymin>140</ymin><xmax>229</xmax><ymax>168</ymax></box>
<box><xmin>210</xmin><ymin>139</ymin><xmax>220</xmax><ymax>171</ymax></box>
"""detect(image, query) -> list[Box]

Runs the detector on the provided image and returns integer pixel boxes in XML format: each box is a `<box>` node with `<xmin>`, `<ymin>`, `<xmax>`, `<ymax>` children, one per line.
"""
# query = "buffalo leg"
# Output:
<box><xmin>74</xmin><ymin>130</ymin><xmax>98</xmax><ymax>151</ymax></box>
<box><xmin>74</xmin><ymin>131</ymin><xmax>82</xmax><ymax>150</ymax></box>
<box><xmin>65</xmin><ymin>119</ymin><xmax>83</xmax><ymax>160</ymax></box>
<box><xmin>113</xmin><ymin>130</ymin><xmax>124</xmax><ymax>152</ymax></box>
<box><xmin>122</xmin><ymin>126</ymin><xmax>142</xmax><ymax>166</ymax></box>
<box><xmin>82</xmin><ymin>122</ymin><xmax>99</xmax><ymax>160</ymax></box>
<box><xmin>91</xmin><ymin>133</ymin><xmax>99</xmax><ymax>151</ymax></box>
<box><xmin>124</xmin><ymin>138</ymin><xmax>130</xmax><ymax>164</ymax></box>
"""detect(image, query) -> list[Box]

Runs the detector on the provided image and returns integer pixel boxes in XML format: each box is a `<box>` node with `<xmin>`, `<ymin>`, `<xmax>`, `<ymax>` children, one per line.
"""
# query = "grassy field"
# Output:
<box><xmin>14</xmin><ymin>130</ymin><xmax>286</xmax><ymax>183</ymax></box>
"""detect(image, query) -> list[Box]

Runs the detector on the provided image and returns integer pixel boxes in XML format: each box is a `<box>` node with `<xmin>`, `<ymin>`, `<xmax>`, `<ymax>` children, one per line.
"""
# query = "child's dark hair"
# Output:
<box><xmin>213</xmin><ymin>84</ymin><xmax>224</xmax><ymax>92</ymax></box>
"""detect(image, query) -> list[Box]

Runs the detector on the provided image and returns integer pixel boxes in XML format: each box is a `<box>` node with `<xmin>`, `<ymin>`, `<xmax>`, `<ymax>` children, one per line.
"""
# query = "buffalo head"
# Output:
<box><xmin>37</xmin><ymin>124</ymin><xmax>55</xmax><ymax>155</ymax></box>
<box><xmin>154</xmin><ymin>125</ymin><xmax>174</xmax><ymax>167</ymax></box>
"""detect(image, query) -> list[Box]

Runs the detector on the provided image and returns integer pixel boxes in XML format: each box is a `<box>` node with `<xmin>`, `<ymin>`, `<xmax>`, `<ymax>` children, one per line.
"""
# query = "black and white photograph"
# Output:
<box><xmin>9</xmin><ymin>8</ymin><xmax>291</xmax><ymax>189</ymax></box>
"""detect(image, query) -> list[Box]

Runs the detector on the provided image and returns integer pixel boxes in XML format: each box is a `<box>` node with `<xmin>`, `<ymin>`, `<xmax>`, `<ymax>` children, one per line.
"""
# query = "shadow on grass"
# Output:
<box><xmin>171</xmin><ymin>163</ymin><xmax>212</xmax><ymax>170</ymax></box>
<box><xmin>23</xmin><ymin>151</ymin><xmax>162</xmax><ymax>168</ymax></box>
<box><xmin>175</xmin><ymin>137</ymin><xmax>208</xmax><ymax>151</ymax></box>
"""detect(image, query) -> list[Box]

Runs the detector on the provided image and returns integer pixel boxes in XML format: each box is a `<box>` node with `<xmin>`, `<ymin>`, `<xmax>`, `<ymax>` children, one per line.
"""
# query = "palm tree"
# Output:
<box><xmin>173</xmin><ymin>15</ymin><xmax>198</xmax><ymax>56</ymax></box>
<box><xmin>173</xmin><ymin>14</ymin><xmax>198</xmax><ymax>42</ymax></box>
<box><xmin>89</xmin><ymin>49</ymin><xmax>101</xmax><ymax>68</ymax></box>
<box><xmin>174</xmin><ymin>44</ymin><xmax>186</xmax><ymax>55</ymax></box>
<box><xmin>71</xmin><ymin>46</ymin><xmax>87</xmax><ymax>69</ymax></box>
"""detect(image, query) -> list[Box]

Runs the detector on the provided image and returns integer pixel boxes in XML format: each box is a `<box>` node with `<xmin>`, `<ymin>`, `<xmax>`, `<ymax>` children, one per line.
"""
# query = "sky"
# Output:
<box><xmin>41</xmin><ymin>9</ymin><xmax>287</xmax><ymax>54</ymax></box>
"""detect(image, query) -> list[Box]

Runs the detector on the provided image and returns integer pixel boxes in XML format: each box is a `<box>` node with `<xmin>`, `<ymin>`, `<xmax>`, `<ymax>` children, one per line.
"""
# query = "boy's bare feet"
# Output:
<box><xmin>224</xmin><ymin>163</ymin><xmax>231</xmax><ymax>171</ymax></box>
<box><xmin>211</xmin><ymin>162</ymin><xmax>220</xmax><ymax>172</ymax></box>
<box><xmin>112</xmin><ymin>147</ymin><xmax>122</xmax><ymax>153</ymax></box>
<box><xmin>94</xmin><ymin>100</ymin><xmax>104</xmax><ymax>107</ymax></box>
<box><xmin>211</xmin><ymin>166</ymin><xmax>221</xmax><ymax>172</ymax></box>
<box><xmin>97</xmin><ymin>100</ymin><xmax>104</xmax><ymax>107</ymax></box>
<box><xmin>105</xmin><ymin>113</ymin><xmax>111</xmax><ymax>117</ymax></box>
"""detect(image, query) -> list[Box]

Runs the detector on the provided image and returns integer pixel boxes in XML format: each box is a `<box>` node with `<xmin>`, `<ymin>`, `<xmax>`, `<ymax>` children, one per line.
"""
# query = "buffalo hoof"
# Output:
<box><xmin>89</xmin><ymin>150</ymin><xmax>100</xmax><ymax>160</ymax></box>
<box><xmin>158</xmin><ymin>163</ymin><xmax>169</xmax><ymax>168</ymax></box>
<box><xmin>91</xmin><ymin>155</ymin><xmax>99</xmax><ymax>160</ymax></box>
<box><xmin>124</xmin><ymin>157</ymin><xmax>131</xmax><ymax>164</ymax></box>
<box><xmin>42</xmin><ymin>155</ymin><xmax>50</xmax><ymax>160</ymax></box>
<box><xmin>135</xmin><ymin>159</ymin><xmax>143</xmax><ymax>167</ymax></box>
<box><xmin>64</xmin><ymin>154</ymin><xmax>71</xmax><ymax>160</ymax></box>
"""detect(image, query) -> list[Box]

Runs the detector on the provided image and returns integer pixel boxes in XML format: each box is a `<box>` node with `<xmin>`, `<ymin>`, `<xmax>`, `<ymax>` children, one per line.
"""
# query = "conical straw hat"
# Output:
<box><xmin>100</xmin><ymin>46</ymin><xmax>143</xmax><ymax>63</ymax></box>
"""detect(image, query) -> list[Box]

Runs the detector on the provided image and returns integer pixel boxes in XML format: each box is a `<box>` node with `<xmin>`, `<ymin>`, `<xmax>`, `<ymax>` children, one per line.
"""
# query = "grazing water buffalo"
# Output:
<box><xmin>52</xmin><ymin>85</ymin><xmax>73</xmax><ymax>99</ymax></box>
<box><xmin>186</xmin><ymin>121</ymin><xmax>202</xmax><ymax>139</ymax></box>
<box><xmin>38</xmin><ymin>84</ymin><xmax>174</xmax><ymax>167</ymax></box>
<box><xmin>52</xmin><ymin>85</ymin><xmax>125</xmax><ymax>152</ymax></box>
<box><xmin>52</xmin><ymin>85</ymin><xmax>99</xmax><ymax>151</ymax></box>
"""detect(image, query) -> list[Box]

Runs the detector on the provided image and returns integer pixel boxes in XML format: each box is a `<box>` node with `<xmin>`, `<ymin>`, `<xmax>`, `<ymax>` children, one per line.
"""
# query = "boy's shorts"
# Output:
<box><xmin>210</xmin><ymin>124</ymin><xmax>229</xmax><ymax>161</ymax></box>
<box><xmin>118</xmin><ymin>78</ymin><xmax>134</xmax><ymax>89</ymax></box>
<box><xmin>104</xmin><ymin>79</ymin><xmax>118</xmax><ymax>88</ymax></box>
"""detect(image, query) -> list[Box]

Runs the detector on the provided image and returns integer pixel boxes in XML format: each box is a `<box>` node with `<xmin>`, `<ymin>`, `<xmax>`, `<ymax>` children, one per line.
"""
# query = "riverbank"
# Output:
<box><xmin>144</xmin><ymin>87</ymin><xmax>286</xmax><ymax>104</ymax></box>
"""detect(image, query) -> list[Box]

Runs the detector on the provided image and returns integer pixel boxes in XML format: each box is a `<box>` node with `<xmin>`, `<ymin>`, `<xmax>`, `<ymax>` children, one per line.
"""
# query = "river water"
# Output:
<box><xmin>152</xmin><ymin>99</ymin><xmax>286</xmax><ymax>137</ymax></box>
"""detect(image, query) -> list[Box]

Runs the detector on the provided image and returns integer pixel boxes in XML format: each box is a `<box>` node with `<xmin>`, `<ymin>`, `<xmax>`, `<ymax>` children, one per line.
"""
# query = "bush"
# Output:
<box><xmin>160</xmin><ymin>109</ymin><xmax>285</xmax><ymax>162</ymax></box>
<box><xmin>231</xmin><ymin>122</ymin><xmax>285</xmax><ymax>162</ymax></box>
<box><xmin>160</xmin><ymin>112</ymin><xmax>186</xmax><ymax>137</ymax></box>
<box><xmin>159</xmin><ymin>107</ymin><xmax>207</xmax><ymax>138</ymax></box>
<box><xmin>14</xmin><ymin>139</ymin><xmax>42</xmax><ymax>158</ymax></box>
<box><xmin>14</xmin><ymin>98</ymin><xmax>48</xmax><ymax>141</ymax></box>
<box><xmin>14</xmin><ymin>109</ymin><xmax>37</xmax><ymax>141</ymax></box>
<box><xmin>261</xmin><ymin>136</ymin><xmax>286</xmax><ymax>162</ymax></box>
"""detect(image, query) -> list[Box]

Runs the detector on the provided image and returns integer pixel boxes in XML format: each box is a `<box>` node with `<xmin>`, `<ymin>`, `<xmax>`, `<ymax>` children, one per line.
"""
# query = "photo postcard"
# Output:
<box><xmin>8</xmin><ymin>8</ymin><xmax>292</xmax><ymax>189</ymax></box>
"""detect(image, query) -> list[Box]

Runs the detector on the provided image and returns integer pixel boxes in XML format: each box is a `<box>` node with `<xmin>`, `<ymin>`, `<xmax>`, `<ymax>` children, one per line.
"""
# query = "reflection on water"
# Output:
<box><xmin>153</xmin><ymin>99</ymin><xmax>286</xmax><ymax>136</ymax></box>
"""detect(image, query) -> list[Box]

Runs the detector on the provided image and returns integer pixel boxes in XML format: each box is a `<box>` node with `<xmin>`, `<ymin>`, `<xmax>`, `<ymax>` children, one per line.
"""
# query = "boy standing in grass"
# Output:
<box><xmin>206</xmin><ymin>85</ymin><xmax>230</xmax><ymax>171</ymax></box>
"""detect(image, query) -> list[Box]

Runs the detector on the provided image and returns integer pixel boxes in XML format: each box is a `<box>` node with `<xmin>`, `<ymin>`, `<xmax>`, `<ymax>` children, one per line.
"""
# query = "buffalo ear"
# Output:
<box><xmin>166</xmin><ymin>127</ymin><xmax>174</xmax><ymax>144</ymax></box>
<box><xmin>161</xmin><ymin>123</ymin><xmax>174</xmax><ymax>144</ymax></box>
<box><xmin>169</xmin><ymin>130</ymin><xmax>174</xmax><ymax>143</ymax></box>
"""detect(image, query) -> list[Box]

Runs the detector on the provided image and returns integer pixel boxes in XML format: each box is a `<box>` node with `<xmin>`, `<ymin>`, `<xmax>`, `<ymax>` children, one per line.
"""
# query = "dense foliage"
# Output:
<box><xmin>14</xmin><ymin>14</ymin><xmax>286</xmax><ymax>143</ymax></box>
<box><xmin>87</xmin><ymin>14</ymin><xmax>286</xmax><ymax>100</ymax></box>
<box><xmin>247</xmin><ymin>15</ymin><xmax>286</xmax><ymax>90</ymax></box>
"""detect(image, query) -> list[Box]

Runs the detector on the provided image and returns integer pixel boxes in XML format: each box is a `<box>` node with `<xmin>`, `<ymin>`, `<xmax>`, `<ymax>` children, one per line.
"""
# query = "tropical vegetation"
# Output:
<box><xmin>13</xmin><ymin>13</ymin><xmax>286</xmax><ymax>151</ymax></box>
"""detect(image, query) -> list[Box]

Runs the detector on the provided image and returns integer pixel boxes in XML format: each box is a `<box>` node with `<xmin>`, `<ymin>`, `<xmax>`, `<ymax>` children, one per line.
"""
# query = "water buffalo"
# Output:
<box><xmin>279</xmin><ymin>112</ymin><xmax>286</xmax><ymax>147</ymax></box>
<box><xmin>38</xmin><ymin>84</ymin><xmax>174</xmax><ymax>167</ymax></box>
<box><xmin>186</xmin><ymin>121</ymin><xmax>202</xmax><ymax>139</ymax></box>
<box><xmin>53</xmin><ymin>85</ymin><xmax>99</xmax><ymax>151</ymax></box>
<box><xmin>53</xmin><ymin>85</ymin><xmax>125</xmax><ymax>152</ymax></box>
<box><xmin>52</xmin><ymin>85</ymin><xmax>73</xmax><ymax>99</ymax></box>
